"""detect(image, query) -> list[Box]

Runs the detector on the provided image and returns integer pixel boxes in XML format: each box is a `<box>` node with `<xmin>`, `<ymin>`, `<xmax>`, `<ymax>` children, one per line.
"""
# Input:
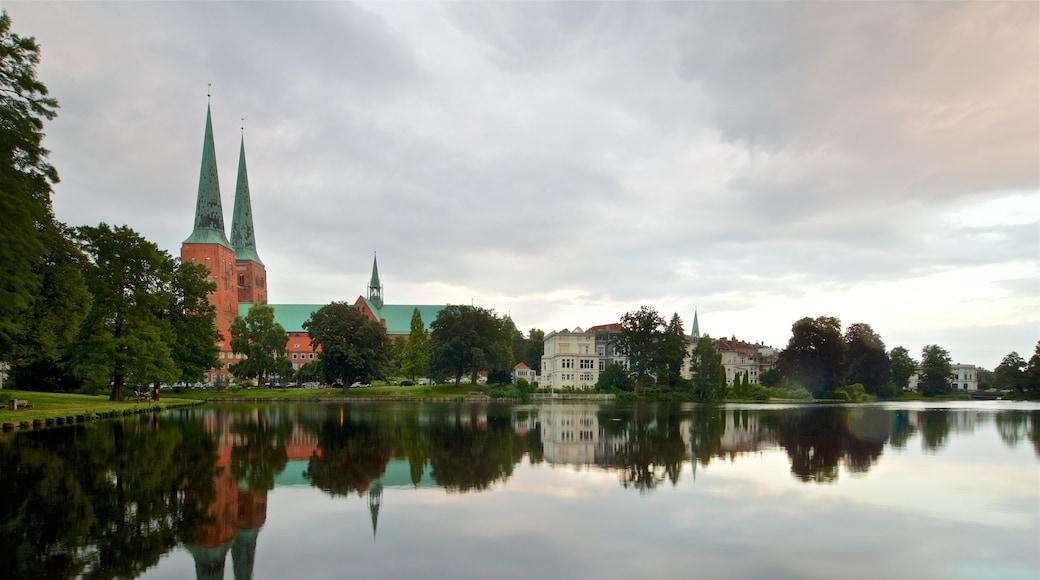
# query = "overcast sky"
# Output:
<box><xmin>6</xmin><ymin>1</ymin><xmax>1038</xmax><ymax>369</ymax></box>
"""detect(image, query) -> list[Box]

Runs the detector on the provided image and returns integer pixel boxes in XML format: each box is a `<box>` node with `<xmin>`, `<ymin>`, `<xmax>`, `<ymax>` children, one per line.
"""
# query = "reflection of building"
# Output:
<box><xmin>540</xmin><ymin>404</ymin><xmax>603</xmax><ymax>464</ymax></box>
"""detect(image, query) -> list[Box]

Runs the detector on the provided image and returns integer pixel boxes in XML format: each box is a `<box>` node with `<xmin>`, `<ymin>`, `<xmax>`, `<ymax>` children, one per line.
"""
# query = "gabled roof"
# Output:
<box><xmin>513</xmin><ymin>362</ymin><xmax>531</xmax><ymax>370</ymax></box>
<box><xmin>184</xmin><ymin>104</ymin><xmax>232</xmax><ymax>249</ymax></box>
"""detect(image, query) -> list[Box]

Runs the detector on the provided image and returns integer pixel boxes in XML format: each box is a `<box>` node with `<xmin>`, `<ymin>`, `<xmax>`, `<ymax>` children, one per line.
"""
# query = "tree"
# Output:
<box><xmin>1024</xmin><ymin>341</ymin><xmax>1040</xmax><ymax>399</ymax></box>
<box><xmin>688</xmin><ymin>335</ymin><xmax>726</xmax><ymax>402</ymax></box>
<box><xmin>777</xmin><ymin>316</ymin><xmax>845</xmax><ymax>398</ymax></box>
<box><xmin>229</xmin><ymin>303</ymin><xmax>289</xmax><ymax>386</ymax></box>
<box><xmin>7</xmin><ymin>221</ymin><xmax>90</xmax><ymax>391</ymax></box>
<box><xmin>596</xmin><ymin>362</ymin><xmax>635</xmax><ymax>392</ymax></box>
<box><xmin>304</xmin><ymin>301</ymin><xmax>388</xmax><ymax>391</ymax></box>
<box><xmin>919</xmin><ymin>344</ymin><xmax>952</xmax><ymax>397</ymax></box>
<box><xmin>167</xmin><ymin>260</ymin><xmax>220</xmax><ymax>389</ymax></box>
<box><xmin>657</xmin><ymin>313</ymin><xmax>689</xmax><ymax>388</ymax></box>
<box><xmin>427</xmin><ymin>305</ymin><xmax>508</xmax><ymax>387</ymax></box>
<box><xmin>994</xmin><ymin>351</ymin><xmax>1026</xmax><ymax>392</ymax></box>
<box><xmin>524</xmin><ymin>328</ymin><xmax>545</xmax><ymax>372</ymax></box>
<box><xmin>889</xmin><ymin>346</ymin><xmax>917</xmax><ymax>391</ymax></box>
<box><xmin>611</xmin><ymin>306</ymin><xmax>667</xmax><ymax>394</ymax></box>
<box><xmin>399</xmin><ymin>308</ymin><xmax>428</xmax><ymax>381</ymax></box>
<box><xmin>70</xmin><ymin>224</ymin><xmax>179</xmax><ymax>400</ymax></box>
<box><xmin>0</xmin><ymin>11</ymin><xmax>61</xmax><ymax>359</ymax></box>
<box><xmin>843</xmin><ymin>322</ymin><xmax>890</xmax><ymax>395</ymax></box>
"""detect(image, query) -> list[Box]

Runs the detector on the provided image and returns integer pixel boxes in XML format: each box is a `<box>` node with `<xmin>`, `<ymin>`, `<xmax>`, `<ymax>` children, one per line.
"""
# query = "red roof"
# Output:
<box><xmin>513</xmin><ymin>362</ymin><xmax>531</xmax><ymax>370</ymax></box>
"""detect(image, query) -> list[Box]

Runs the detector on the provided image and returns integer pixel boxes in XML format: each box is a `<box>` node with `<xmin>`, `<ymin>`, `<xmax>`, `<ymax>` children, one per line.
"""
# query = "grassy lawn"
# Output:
<box><xmin>161</xmin><ymin>383</ymin><xmax>495</xmax><ymax>400</ymax></box>
<box><xmin>0</xmin><ymin>390</ymin><xmax>201</xmax><ymax>424</ymax></box>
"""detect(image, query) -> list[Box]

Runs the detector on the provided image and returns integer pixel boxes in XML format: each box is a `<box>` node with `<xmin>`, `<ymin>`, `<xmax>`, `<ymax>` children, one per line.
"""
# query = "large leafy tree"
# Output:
<box><xmin>889</xmin><ymin>346</ymin><xmax>917</xmax><ymax>391</ymax></box>
<box><xmin>1023</xmin><ymin>341</ymin><xmax>1040</xmax><ymax>399</ymax></box>
<box><xmin>688</xmin><ymin>335</ymin><xmax>726</xmax><ymax>402</ymax></box>
<box><xmin>994</xmin><ymin>351</ymin><xmax>1026</xmax><ymax>392</ymax></box>
<box><xmin>777</xmin><ymin>316</ymin><xmax>845</xmax><ymax>398</ymax></box>
<box><xmin>7</xmin><ymin>221</ymin><xmax>90</xmax><ymax>391</ymax></box>
<box><xmin>399</xmin><ymin>307</ymin><xmax>428</xmax><ymax>381</ymax></box>
<box><xmin>229</xmin><ymin>303</ymin><xmax>290</xmax><ymax>385</ymax></box>
<box><xmin>304</xmin><ymin>301</ymin><xmax>388</xmax><ymax>391</ymax></box>
<box><xmin>167</xmin><ymin>260</ymin><xmax>220</xmax><ymax>386</ymax></box>
<box><xmin>918</xmin><ymin>344</ymin><xmax>953</xmax><ymax>397</ymax></box>
<box><xmin>612</xmin><ymin>305</ymin><xmax>678</xmax><ymax>394</ymax></box>
<box><xmin>71</xmin><ymin>223</ymin><xmax>179</xmax><ymax>400</ymax></box>
<box><xmin>657</xmin><ymin>312</ymin><xmax>689</xmax><ymax>388</ymax></box>
<box><xmin>843</xmin><ymin>323</ymin><xmax>890</xmax><ymax>394</ymax></box>
<box><xmin>427</xmin><ymin>305</ymin><xmax>508</xmax><ymax>387</ymax></box>
<box><xmin>0</xmin><ymin>11</ymin><xmax>61</xmax><ymax>358</ymax></box>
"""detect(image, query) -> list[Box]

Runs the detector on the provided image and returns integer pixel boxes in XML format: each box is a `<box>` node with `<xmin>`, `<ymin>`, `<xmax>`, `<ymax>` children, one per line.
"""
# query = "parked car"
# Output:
<box><xmin>398</xmin><ymin>380</ymin><xmax>414</xmax><ymax>386</ymax></box>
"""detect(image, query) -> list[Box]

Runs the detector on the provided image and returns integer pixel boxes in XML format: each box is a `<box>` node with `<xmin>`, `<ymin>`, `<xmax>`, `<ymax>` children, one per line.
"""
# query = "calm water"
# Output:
<box><xmin>1</xmin><ymin>401</ymin><xmax>1037</xmax><ymax>580</ymax></box>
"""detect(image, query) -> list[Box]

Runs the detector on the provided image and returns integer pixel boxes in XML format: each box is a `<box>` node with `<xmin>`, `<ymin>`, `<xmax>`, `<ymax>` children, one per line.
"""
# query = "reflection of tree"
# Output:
<box><xmin>918</xmin><ymin>411</ymin><xmax>951</xmax><ymax>452</ymax></box>
<box><xmin>887</xmin><ymin>410</ymin><xmax>916</xmax><ymax>449</ymax></box>
<box><xmin>305</xmin><ymin>408</ymin><xmax>395</xmax><ymax>497</ymax></box>
<box><xmin>610</xmin><ymin>405</ymin><xmax>687</xmax><ymax>493</ymax></box>
<box><xmin>764</xmin><ymin>407</ymin><xmax>885</xmax><ymax>483</ymax></box>
<box><xmin>995</xmin><ymin>411</ymin><xmax>1038</xmax><ymax>458</ymax></box>
<box><xmin>0</xmin><ymin>415</ymin><xmax>217</xmax><ymax>579</ymax></box>
<box><xmin>426</xmin><ymin>406</ymin><xmax>522</xmax><ymax>493</ymax></box>
<box><xmin>228</xmin><ymin>409</ymin><xmax>293</xmax><ymax>495</ymax></box>
<box><xmin>688</xmin><ymin>406</ymin><xmax>726</xmax><ymax>466</ymax></box>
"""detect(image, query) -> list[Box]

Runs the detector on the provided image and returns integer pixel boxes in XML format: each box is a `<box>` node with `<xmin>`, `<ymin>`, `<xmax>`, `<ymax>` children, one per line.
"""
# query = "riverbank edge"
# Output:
<box><xmin>0</xmin><ymin>399</ymin><xmax>205</xmax><ymax>433</ymax></box>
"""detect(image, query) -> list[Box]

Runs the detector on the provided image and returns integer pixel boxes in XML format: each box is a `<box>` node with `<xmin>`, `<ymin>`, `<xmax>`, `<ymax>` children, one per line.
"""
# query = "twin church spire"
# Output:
<box><xmin>184</xmin><ymin>102</ymin><xmax>262</xmax><ymax>266</ymax></box>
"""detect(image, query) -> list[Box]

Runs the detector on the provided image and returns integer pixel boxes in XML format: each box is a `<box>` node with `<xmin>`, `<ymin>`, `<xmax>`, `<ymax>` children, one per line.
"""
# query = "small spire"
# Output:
<box><xmin>368</xmin><ymin>253</ymin><xmax>383</xmax><ymax>309</ymax></box>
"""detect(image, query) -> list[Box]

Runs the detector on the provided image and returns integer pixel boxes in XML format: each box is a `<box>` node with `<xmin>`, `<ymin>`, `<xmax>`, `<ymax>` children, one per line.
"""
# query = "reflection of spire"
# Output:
<box><xmin>231</xmin><ymin>529</ymin><xmax>260</xmax><ymax>580</ymax></box>
<box><xmin>367</xmin><ymin>479</ymin><xmax>383</xmax><ymax>540</ymax></box>
<box><xmin>186</xmin><ymin>543</ymin><xmax>232</xmax><ymax>580</ymax></box>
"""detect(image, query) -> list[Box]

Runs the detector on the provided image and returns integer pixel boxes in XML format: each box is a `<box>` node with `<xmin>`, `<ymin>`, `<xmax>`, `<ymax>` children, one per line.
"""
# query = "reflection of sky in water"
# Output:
<box><xmin>143</xmin><ymin>407</ymin><xmax>1039</xmax><ymax>580</ymax></box>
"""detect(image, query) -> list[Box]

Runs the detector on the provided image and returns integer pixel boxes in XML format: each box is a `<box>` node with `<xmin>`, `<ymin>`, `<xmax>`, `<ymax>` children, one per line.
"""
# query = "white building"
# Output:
<box><xmin>512</xmin><ymin>362</ymin><xmax>538</xmax><ymax>384</ymax></box>
<box><xmin>908</xmin><ymin>363</ymin><xmax>978</xmax><ymax>391</ymax></box>
<box><xmin>541</xmin><ymin>324</ymin><xmax>628</xmax><ymax>390</ymax></box>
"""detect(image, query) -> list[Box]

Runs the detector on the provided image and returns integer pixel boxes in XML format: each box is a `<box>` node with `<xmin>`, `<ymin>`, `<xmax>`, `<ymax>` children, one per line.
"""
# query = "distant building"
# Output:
<box><xmin>181</xmin><ymin>104</ymin><xmax>448</xmax><ymax>382</ymax></box>
<box><xmin>710</xmin><ymin>336</ymin><xmax>777</xmax><ymax>385</ymax></box>
<box><xmin>540</xmin><ymin>324</ymin><xmax>628</xmax><ymax>390</ymax></box>
<box><xmin>512</xmin><ymin>362</ymin><xmax>538</xmax><ymax>384</ymax></box>
<box><xmin>908</xmin><ymin>363</ymin><xmax>978</xmax><ymax>392</ymax></box>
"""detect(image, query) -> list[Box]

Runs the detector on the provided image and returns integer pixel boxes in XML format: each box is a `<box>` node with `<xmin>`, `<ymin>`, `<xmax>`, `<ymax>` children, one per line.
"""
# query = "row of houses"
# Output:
<box><xmin>528</xmin><ymin>318</ymin><xmax>778</xmax><ymax>391</ymax></box>
<box><xmin>521</xmin><ymin>319</ymin><xmax>977</xmax><ymax>392</ymax></box>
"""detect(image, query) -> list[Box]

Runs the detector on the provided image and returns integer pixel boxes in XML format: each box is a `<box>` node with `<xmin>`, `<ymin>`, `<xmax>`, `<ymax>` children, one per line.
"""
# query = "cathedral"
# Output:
<box><xmin>181</xmin><ymin>104</ymin><xmax>445</xmax><ymax>383</ymax></box>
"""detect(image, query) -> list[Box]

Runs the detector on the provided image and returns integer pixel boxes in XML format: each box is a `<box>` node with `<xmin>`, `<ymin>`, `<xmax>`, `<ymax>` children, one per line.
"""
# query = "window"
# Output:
<box><xmin>599</xmin><ymin>360</ymin><xmax>605</xmax><ymax>371</ymax></box>
<box><xmin>561</xmin><ymin>359</ymin><xmax>574</xmax><ymax>369</ymax></box>
<box><xmin>580</xmin><ymin>359</ymin><xmax>594</xmax><ymax>369</ymax></box>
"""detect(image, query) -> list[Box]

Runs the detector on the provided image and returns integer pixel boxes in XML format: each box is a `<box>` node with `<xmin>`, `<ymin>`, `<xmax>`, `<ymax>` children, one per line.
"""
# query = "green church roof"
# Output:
<box><xmin>241</xmin><ymin>303</ymin><xmax>323</xmax><ymax>332</ymax></box>
<box><xmin>361</xmin><ymin>300</ymin><xmax>445</xmax><ymax>335</ymax></box>
<box><xmin>184</xmin><ymin>104</ymin><xmax>232</xmax><ymax>249</ymax></box>
<box><xmin>230</xmin><ymin>134</ymin><xmax>263</xmax><ymax>265</ymax></box>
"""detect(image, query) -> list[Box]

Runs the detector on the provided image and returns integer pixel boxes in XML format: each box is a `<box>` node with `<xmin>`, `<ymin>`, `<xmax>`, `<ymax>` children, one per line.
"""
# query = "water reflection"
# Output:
<box><xmin>0</xmin><ymin>403</ymin><xmax>1037</xmax><ymax>579</ymax></box>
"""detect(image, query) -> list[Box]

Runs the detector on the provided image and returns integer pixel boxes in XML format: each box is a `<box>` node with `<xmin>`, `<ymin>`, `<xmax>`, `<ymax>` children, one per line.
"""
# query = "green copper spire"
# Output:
<box><xmin>184</xmin><ymin>104</ymin><xmax>232</xmax><ymax>248</ymax></box>
<box><xmin>230</xmin><ymin>133</ymin><xmax>263</xmax><ymax>264</ymax></box>
<box><xmin>368</xmin><ymin>253</ymin><xmax>383</xmax><ymax>309</ymax></box>
<box><xmin>691</xmin><ymin>309</ymin><xmax>700</xmax><ymax>338</ymax></box>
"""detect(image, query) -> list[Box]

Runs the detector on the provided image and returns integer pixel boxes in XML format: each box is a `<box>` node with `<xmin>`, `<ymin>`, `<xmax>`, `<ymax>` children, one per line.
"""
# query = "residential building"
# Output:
<box><xmin>908</xmin><ymin>363</ymin><xmax>978</xmax><ymax>392</ymax></box>
<box><xmin>541</xmin><ymin>324</ymin><xmax>627</xmax><ymax>390</ymax></box>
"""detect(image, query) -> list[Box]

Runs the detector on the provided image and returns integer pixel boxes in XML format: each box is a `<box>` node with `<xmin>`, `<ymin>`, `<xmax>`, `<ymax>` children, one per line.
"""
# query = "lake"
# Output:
<box><xmin>1</xmin><ymin>401</ymin><xmax>1037</xmax><ymax>579</ymax></box>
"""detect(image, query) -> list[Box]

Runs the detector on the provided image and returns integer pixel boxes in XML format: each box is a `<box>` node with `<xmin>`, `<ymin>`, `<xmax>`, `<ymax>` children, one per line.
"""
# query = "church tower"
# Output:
<box><xmin>230</xmin><ymin>132</ymin><xmax>267</xmax><ymax>306</ymax></box>
<box><xmin>182</xmin><ymin>103</ymin><xmax>238</xmax><ymax>334</ymax></box>
<box><xmin>367</xmin><ymin>253</ymin><xmax>383</xmax><ymax>310</ymax></box>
